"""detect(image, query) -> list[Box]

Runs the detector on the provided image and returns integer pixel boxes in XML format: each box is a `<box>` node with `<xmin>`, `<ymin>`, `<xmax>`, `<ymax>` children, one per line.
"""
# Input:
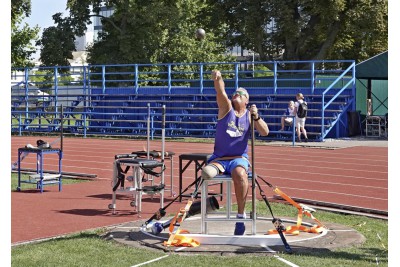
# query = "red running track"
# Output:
<box><xmin>11</xmin><ymin>136</ymin><xmax>387</xmax><ymax>244</ymax></box>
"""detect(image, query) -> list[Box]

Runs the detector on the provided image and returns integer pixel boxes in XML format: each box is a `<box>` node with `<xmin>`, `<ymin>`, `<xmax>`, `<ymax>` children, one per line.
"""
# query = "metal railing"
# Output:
<box><xmin>11</xmin><ymin>60</ymin><xmax>355</xmax><ymax>141</ymax></box>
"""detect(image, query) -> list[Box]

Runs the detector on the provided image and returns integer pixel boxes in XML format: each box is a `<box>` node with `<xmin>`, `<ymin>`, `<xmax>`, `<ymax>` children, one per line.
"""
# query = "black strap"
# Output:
<box><xmin>256</xmin><ymin>174</ymin><xmax>274</xmax><ymax>188</ymax></box>
<box><xmin>255</xmin><ymin>175</ymin><xmax>293</xmax><ymax>254</ymax></box>
<box><xmin>141</xmin><ymin>164</ymin><xmax>166</xmax><ymax>177</ymax></box>
<box><xmin>113</xmin><ymin>161</ymin><xmax>128</xmax><ymax>191</ymax></box>
<box><xmin>113</xmin><ymin>159</ymin><xmax>165</xmax><ymax>191</ymax></box>
<box><xmin>255</xmin><ymin>179</ymin><xmax>275</xmax><ymax>218</ymax></box>
<box><xmin>140</xmin><ymin>184</ymin><xmax>165</xmax><ymax>192</ymax></box>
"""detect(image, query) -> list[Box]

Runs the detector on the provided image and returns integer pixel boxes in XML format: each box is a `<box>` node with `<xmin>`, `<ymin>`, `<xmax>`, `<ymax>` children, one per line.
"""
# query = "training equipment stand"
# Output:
<box><xmin>17</xmin><ymin>147</ymin><xmax>63</xmax><ymax>193</ymax></box>
<box><xmin>109</xmin><ymin>156</ymin><xmax>165</xmax><ymax>216</ymax></box>
<box><xmin>131</xmin><ymin>150</ymin><xmax>175</xmax><ymax>197</ymax></box>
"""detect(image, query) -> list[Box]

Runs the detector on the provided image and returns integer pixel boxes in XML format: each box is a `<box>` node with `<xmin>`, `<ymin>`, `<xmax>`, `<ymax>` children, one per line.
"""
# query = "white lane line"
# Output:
<box><xmin>267</xmin><ymin>173</ymin><xmax>387</xmax><ymax>181</ymax></box>
<box><xmin>261</xmin><ymin>245</ymin><xmax>300</xmax><ymax>267</ymax></box>
<box><xmin>265</xmin><ymin>176</ymin><xmax>387</xmax><ymax>190</ymax></box>
<box><xmin>328</xmin><ymin>229</ymin><xmax>358</xmax><ymax>232</ymax></box>
<box><xmin>274</xmin><ymin>186</ymin><xmax>387</xmax><ymax>201</ymax></box>
<box><xmin>263</xmin><ymin>162</ymin><xmax>387</xmax><ymax>174</ymax></box>
<box><xmin>130</xmin><ymin>255</ymin><xmax>169</xmax><ymax>267</ymax></box>
<box><xmin>259</xmin><ymin>168</ymin><xmax>387</xmax><ymax>180</ymax></box>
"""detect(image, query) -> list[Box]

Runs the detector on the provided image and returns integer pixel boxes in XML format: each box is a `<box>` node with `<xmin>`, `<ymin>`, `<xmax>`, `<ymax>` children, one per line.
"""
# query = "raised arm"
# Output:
<box><xmin>212</xmin><ymin>70</ymin><xmax>231</xmax><ymax>119</ymax></box>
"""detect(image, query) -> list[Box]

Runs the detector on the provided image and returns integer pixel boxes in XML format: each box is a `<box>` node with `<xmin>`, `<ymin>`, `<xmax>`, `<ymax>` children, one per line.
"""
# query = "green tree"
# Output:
<box><xmin>36</xmin><ymin>13</ymin><xmax>76</xmax><ymax>68</ymax></box>
<box><xmin>74</xmin><ymin>0</ymin><xmax>233</xmax><ymax>65</ymax></box>
<box><xmin>29</xmin><ymin>70</ymin><xmax>54</xmax><ymax>89</ymax></box>
<box><xmin>42</xmin><ymin>0</ymin><xmax>387</xmax><ymax>70</ymax></box>
<box><xmin>11</xmin><ymin>0</ymin><xmax>40</xmax><ymax>67</ymax></box>
<box><xmin>217</xmin><ymin>0</ymin><xmax>388</xmax><ymax>68</ymax></box>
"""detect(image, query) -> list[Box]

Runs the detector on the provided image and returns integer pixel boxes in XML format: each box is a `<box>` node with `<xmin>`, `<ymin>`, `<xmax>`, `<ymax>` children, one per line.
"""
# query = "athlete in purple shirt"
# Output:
<box><xmin>201</xmin><ymin>70</ymin><xmax>269</xmax><ymax>235</ymax></box>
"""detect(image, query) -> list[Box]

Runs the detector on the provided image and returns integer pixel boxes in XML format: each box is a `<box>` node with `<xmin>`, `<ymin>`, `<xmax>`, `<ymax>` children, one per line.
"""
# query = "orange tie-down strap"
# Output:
<box><xmin>164</xmin><ymin>200</ymin><xmax>200</xmax><ymax>247</ymax></box>
<box><xmin>163</xmin><ymin>229</ymin><xmax>200</xmax><ymax>247</ymax></box>
<box><xmin>268</xmin><ymin>224</ymin><xmax>325</xmax><ymax>235</ymax></box>
<box><xmin>267</xmin><ymin>187</ymin><xmax>326</xmax><ymax>235</ymax></box>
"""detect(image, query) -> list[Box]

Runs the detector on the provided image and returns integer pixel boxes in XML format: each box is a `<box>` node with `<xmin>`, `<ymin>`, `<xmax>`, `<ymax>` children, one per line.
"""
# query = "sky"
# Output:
<box><xmin>23</xmin><ymin>0</ymin><xmax>69</xmax><ymax>31</ymax></box>
<box><xmin>23</xmin><ymin>0</ymin><xmax>69</xmax><ymax>59</ymax></box>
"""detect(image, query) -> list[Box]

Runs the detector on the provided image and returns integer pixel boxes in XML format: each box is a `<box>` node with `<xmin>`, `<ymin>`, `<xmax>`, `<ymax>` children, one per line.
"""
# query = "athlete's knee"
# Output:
<box><xmin>202</xmin><ymin>164</ymin><xmax>219</xmax><ymax>180</ymax></box>
<box><xmin>231</xmin><ymin>166</ymin><xmax>248</xmax><ymax>182</ymax></box>
<box><xmin>232</xmin><ymin>166</ymin><xmax>247</xmax><ymax>175</ymax></box>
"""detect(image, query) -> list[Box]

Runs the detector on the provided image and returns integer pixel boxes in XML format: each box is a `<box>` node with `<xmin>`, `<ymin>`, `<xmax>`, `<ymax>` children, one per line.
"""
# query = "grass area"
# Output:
<box><xmin>11</xmin><ymin>202</ymin><xmax>388</xmax><ymax>267</ymax></box>
<box><xmin>11</xmin><ymin>173</ymin><xmax>90</xmax><ymax>191</ymax></box>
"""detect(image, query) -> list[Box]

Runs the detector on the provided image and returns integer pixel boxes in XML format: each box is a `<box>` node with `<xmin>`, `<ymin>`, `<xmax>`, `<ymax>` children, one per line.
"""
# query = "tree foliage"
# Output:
<box><xmin>64</xmin><ymin>0</ymin><xmax>234</xmax><ymax>65</ymax></box>
<box><xmin>216</xmin><ymin>0</ymin><xmax>388</xmax><ymax>68</ymax></box>
<box><xmin>36</xmin><ymin>0</ymin><xmax>387</xmax><ymax>69</ymax></box>
<box><xmin>36</xmin><ymin>13</ymin><xmax>76</xmax><ymax>68</ymax></box>
<box><xmin>11</xmin><ymin>0</ymin><xmax>40</xmax><ymax>67</ymax></box>
<box><xmin>29</xmin><ymin>70</ymin><xmax>54</xmax><ymax>89</ymax></box>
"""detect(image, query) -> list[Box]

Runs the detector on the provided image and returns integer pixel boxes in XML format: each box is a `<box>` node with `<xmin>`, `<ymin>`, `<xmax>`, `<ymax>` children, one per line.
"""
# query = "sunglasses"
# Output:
<box><xmin>232</xmin><ymin>91</ymin><xmax>248</xmax><ymax>98</ymax></box>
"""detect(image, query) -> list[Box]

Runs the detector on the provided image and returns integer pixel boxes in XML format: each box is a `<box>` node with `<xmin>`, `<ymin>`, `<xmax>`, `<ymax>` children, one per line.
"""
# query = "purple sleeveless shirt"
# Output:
<box><xmin>213</xmin><ymin>107</ymin><xmax>250</xmax><ymax>157</ymax></box>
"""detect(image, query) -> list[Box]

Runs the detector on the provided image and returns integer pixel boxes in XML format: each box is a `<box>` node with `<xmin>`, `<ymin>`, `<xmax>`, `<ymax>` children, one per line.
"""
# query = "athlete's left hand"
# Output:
<box><xmin>249</xmin><ymin>104</ymin><xmax>258</xmax><ymax>118</ymax></box>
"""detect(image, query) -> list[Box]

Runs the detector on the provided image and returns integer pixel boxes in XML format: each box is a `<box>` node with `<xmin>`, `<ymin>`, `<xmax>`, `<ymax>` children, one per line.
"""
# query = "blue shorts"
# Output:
<box><xmin>207</xmin><ymin>154</ymin><xmax>250</xmax><ymax>174</ymax></box>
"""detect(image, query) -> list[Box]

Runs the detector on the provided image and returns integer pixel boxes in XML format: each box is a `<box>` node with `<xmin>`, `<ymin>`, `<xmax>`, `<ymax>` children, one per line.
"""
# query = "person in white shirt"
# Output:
<box><xmin>294</xmin><ymin>93</ymin><xmax>309</xmax><ymax>142</ymax></box>
<box><xmin>279</xmin><ymin>100</ymin><xmax>295</xmax><ymax>131</ymax></box>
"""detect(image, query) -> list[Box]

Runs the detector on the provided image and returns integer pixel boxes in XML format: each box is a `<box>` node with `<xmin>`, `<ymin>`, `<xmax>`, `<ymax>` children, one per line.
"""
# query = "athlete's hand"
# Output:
<box><xmin>250</xmin><ymin>104</ymin><xmax>258</xmax><ymax>118</ymax></box>
<box><xmin>212</xmin><ymin>70</ymin><xmax>222</xmax><ymax>81</ymax></box>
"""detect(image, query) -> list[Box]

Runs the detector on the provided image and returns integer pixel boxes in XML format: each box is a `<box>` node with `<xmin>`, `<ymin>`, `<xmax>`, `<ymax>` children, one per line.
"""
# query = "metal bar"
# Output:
<box><xmin>15</xmin><ymin>168</ymin><xmax>97</xmax><ymax>178</ymax></box>
<box><xmin>147</xmin><ymin>103</ymin><xmax>150</xmax><ymax>159</ymax></box>
<box><xmin>251</xmin><ymin>114</ymin><xmax>256</xmax><ymax>234</ymax></box>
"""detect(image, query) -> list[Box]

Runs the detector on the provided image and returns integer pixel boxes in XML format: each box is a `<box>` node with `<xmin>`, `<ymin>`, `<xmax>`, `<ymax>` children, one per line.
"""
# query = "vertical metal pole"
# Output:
<box><xmin>161</xmin><ymin>105</ymin><xmax>166</xmax><ymax>208</ymax></box>
<box><xmin>147</xmin><ymin>103</ymin><xmax>150</xmax><ymax>159</ymax></box>
<box><xmin>83</xmin><ymin>66</ymin><xmax>87</xmax><ymax>138</ymax></box>
<box><xmin>167</xmin><ymin>64</ymin><xmax>171</xmax><ymax>94</ymax></box>
<box><xmin>39</xmin><ymin>151</ymin><xmax>44</xmax><ymax>193</ymax></box>
<box><xmin>54</xmin><ymin>67</ymin><xmax>58</xmax><ymax>109</ymax></box>
<box><xmin>18</xmin><ymin>114</ymin><xmax>22</xmax><ymax>136</ymax></box>
<box><xmin>17</xmin><ymin>150</ymin><xmax>21</xmax><ymax>190</ymax></box>
<box><xmin>24</xmin><ymin>67</ymin><xmax>29</xmax><ymax>126</ymax></box>
<box><xmin>60</xmin><ymin>103</ymin><xmax>64</xmax><ymax>191</ymax></box>
<box><xmin>252</xmin><ymin>52</ymin><xmax>255</xmax><ymax>77</ymax></box>
<box><xmin>234</xmin><ymin>63</ymin><xmax>239</xmax><ymax>89</ymax></box>
<box><xmin>352</xmin><ymin>61</ymin><xmax>356</xmax><ymax>110</ymax></box>
<box><xmin>311</xmin><ymin>62</ymin><xmax>315</xmax><ymax>95</ymax></box>
<box><xmin>200</xmin><ymin>64</ymin><xmax>204</xmax><ymax>94</ymax></box>
<box><xmin>61</xmin><ymin>104</ymin><xmax>64</xmax><ymax>153</ymax></box>
<box><xmin>321</xmin><ymin>93</ymin><xmax>325</xmax><ymax>138</ymax></box>
<box><xmin>102</xmin><ymin>65</ymin><xmax>106</xmax><ymax>94</ymax></box>
<box><xmin>273</xmin><ymin>62</ymin><xmax>278</xmax><ymax>94</ymax></box>
<box><xmin>161</xmin><ymin>105</ymin><xmax>166</xmax><ymax>159</ymax></box>
<box><xmin>251</xmin><ymin>114</ymin><xmax>256</xmax><ymax>234</ymax></box>
<box><xmin>134</xmin><ymin>64</ymin><xmax>139</xmax><ymax>94</ymax></box>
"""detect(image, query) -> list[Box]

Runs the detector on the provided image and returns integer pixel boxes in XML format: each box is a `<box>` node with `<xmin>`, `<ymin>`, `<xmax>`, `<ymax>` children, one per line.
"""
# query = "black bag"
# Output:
<box><xmin>297</xmin><ymin>101</ymin><xmax>308</xmax><ymax>118</ymax></box>
<box><xmin>36</xmin><ymin>139</ymin><xmax>50</xmax><ymax>148</ymax></box>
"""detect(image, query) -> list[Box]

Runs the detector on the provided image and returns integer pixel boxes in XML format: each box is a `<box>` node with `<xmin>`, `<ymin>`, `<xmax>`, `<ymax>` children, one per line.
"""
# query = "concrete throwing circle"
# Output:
<box><xmin>107</xmin><ymin>216</ymin><xmax>365</xmax><ymax>254</ymax></box>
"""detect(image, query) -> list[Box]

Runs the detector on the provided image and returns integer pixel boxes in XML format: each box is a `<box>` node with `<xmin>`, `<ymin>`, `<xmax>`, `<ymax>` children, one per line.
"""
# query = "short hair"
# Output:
<box><xmin>296</xmin><ymin>93</ymin><xmax>304</xmax><ymax>100</ymax></box>
<box><xmin>289</xmin><ymin>101</ymin><xmax>294</xmax><ymax>105</ymax></box>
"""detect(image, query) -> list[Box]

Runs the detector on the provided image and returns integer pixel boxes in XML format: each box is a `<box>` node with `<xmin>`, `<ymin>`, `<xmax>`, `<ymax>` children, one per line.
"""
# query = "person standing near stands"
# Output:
<box><xmin>279</xmin><ymin>100</ymin><xmax>295</xmax><ymax>131</ymax></box>
<box><xmin>294</xmin><ymin>93</ymin><xmax>309</xmax><ymax>142</ymax></box>
<box><xmin>201</xmin><ymin>70</ymin><xmax>269</xmax><ymax>235</ymax></box>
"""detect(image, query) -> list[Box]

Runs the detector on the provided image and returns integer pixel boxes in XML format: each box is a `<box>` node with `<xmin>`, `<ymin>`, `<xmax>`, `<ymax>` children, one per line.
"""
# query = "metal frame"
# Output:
<box><xmin>201</xmin><ymin>174</ymin><xmax>256</xmax><ymax>235</ymax></box>
<box><xmin>17</xmin><ymin>148</ymin><xmax>62</xmax><ymax>193</ymax></box>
